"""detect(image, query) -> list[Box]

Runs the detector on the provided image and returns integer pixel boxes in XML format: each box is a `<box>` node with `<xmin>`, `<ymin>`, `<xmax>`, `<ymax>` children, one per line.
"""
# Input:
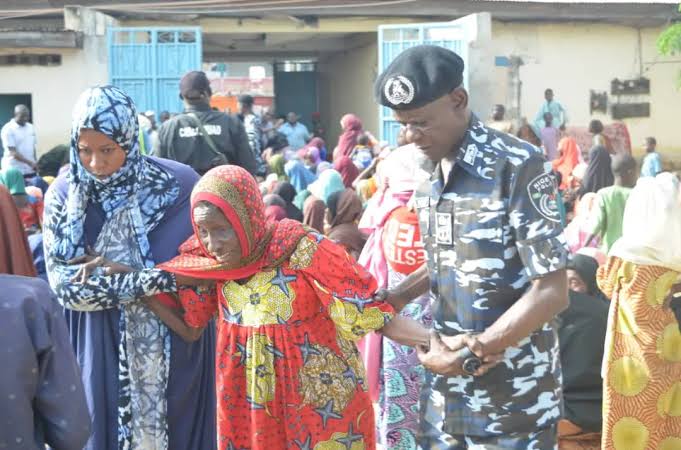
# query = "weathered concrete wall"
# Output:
<box><xmin>0</xmin><ymin>7</ymin><xmax>115</xmax><ymax>155</ymax></box>
<box><xmin>318</xmin><ymin>40</ymin><xmax>379</xmax><ymax>150</ymax></box>
<box><xmin>492</xmin><ymin>21</ymin><xmax>681</xmax><ymax>162</ymax></box>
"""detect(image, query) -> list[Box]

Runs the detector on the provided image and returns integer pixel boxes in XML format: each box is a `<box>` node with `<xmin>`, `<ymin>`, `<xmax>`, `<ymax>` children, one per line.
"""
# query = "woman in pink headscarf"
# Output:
<box><xmin>308</xmin><ymin>137</ymin><xmax>327</xmax><ymax>161</ymax></box>
<box><xmin>333</xmin><ymin>114</ymin><xmax>364</xmax><ymax>161</ymax></box>
<box><xmin>355</xmin><ymin>145</ymin><xmax>432</xmax><ymax>394</ymax></box>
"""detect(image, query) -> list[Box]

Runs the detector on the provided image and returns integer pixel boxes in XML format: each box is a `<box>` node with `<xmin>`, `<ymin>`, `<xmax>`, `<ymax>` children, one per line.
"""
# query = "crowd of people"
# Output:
<box><xmin>0</xmin><ymin>44</ymin><xmax>680</xmax><ymax>450</ymax></box>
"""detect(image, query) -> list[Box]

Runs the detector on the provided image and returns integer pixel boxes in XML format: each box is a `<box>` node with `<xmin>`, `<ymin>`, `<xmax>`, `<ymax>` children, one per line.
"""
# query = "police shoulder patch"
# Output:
<box><xmin>526</xmin><ymin>173</ymin><xmax>561</xmax><ymax>223</ymax></box>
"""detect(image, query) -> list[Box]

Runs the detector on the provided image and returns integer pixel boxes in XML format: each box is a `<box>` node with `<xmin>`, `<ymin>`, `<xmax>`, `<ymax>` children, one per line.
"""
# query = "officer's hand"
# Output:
<box><xmin>441</xmin><ymin>334</ymin><xmax>505</xmax><ymax>377</ymax></box>
<box><xmin>416</xmin><ymin>331</ymin><xmax>466</xmax><ymax>377</ymax></box>
<box><xmin>438</xmin><ymin>333</ymin><xmax>506</xmax><ymax>377</ymax></box>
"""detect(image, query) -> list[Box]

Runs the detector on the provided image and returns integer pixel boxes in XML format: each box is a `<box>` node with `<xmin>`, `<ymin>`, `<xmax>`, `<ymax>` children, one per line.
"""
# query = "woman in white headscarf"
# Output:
<box><xmin>597</xmin><ymin>172</ymin><xmax>681</xmax><ymax>450</ymax></box>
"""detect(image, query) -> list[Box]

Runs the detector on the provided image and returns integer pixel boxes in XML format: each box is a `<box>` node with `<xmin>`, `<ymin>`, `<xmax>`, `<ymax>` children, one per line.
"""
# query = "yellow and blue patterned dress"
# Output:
<box><xmin>179</xmin><ymin>233</ymin><xmax>394</xmax><ymax>449</ymax></box>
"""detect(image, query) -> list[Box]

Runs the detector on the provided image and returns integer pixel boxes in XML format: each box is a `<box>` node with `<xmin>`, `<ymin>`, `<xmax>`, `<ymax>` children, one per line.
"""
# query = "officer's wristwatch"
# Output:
<box><xmin>459</xmin><ymin>346</ymin><xmax>482</xmax><ymax>376</ymax></box>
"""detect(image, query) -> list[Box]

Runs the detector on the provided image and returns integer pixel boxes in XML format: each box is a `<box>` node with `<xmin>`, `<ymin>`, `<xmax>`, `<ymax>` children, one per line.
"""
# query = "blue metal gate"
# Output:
<box><xmin>378</xmin><ymin>22</ymin><xmax>470</xmax><ymax>145</ymax></box>
<box><xmin>108</xmin><ymin>27</ymin><xmax>202</xmax><ymax>116</ymax></box>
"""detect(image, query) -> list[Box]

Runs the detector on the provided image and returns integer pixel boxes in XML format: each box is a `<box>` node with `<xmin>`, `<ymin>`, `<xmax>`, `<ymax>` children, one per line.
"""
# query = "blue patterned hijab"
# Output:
<box><xmin>56</xmin><ymin>86</ymin><xmax>179</xmax><ymax>449</ymax></box>
<box><xmin>55</xmin><ymin>85</ymin><xmax>178</xmax><ymax>261</ymax></box>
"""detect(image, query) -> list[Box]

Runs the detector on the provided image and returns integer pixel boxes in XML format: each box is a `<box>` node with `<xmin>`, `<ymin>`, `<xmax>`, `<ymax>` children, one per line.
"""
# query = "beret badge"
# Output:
<box><xmin>383</xmin><ymin>75</ymin><xmax>415</xmax><ymax>106</ymax></box>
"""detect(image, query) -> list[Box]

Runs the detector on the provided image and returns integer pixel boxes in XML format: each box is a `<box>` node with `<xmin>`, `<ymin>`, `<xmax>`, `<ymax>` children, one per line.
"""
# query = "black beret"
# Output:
<box><xmin>374</xmin><ymin>45</ymin><xmax>464</xmax><ymax>110</ymax></box>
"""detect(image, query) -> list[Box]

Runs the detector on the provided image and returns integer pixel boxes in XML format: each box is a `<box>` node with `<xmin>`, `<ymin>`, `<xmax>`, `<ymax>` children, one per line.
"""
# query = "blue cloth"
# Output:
<box><xmin>284</xmin><ymin>159</ymin><xmax>316</xmax><ymax>193</ymax></box>
<box><xmin>641</xmin><ymin>151</ymin><xmax>662</xmax><ymax>177</ymax></box>
<box><xmin>534</xmin><ymin>100</ymin><xmax>568</xmax><ymax>130</ymax></box>
<box><xmin>25</xmin><ymin>174</ymin><xmax>49</xmax><ymax>194</ymax></box>
<box><xmin>415</xmin><ymin>114</ymin><xmax>568</xmax><ymax>438</ymax></box>
<box><xmin>279</xmin><ymin>122</ymin><xmax>310</xmax><ymax>150</ymax></box>
<box><xmin>27</xmin><ymin>233</ymin><xmax>47</xmax><ymax>282</ymax></box>
<box><xmin>352</xmin><ymin>147</ymin><xmax>373</xmax><ymax>169</ymax></box>
<box><xmin>0</xmin><ymin>275</ymin><xmax>90</xmax><ymax>450</ymax></box>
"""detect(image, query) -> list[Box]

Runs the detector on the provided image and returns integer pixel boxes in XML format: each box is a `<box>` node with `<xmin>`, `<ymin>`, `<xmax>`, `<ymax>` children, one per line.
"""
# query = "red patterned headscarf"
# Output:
<box><xmin>158</xmin><ymin>165</ymin><xmax>307</xmax><ymax>280</ymax></box>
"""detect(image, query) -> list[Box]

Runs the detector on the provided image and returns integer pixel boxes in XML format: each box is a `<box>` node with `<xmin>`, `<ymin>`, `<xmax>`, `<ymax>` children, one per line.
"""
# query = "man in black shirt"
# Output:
<box><xmin>156</xmin><ymin>71</ymin><xmax>257</xmax><ymax>176</ymax></box>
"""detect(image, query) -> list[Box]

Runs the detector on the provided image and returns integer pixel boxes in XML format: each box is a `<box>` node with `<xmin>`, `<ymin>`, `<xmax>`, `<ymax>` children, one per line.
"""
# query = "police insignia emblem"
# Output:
<box><xmin>384</xmin><ymin>75</ymin><xmax>415</xmax><ymax>106</ymax></box>
<box><xmin>527</xmin><ymin>173</ymin><xmax>561</xmax><ymax>223</ymax></box>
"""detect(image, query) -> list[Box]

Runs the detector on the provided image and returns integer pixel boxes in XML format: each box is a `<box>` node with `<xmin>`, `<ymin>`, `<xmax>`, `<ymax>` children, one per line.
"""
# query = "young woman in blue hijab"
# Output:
<box><xmin>43</xmin><ymin>86</ymin><xmax>216</xmax><ymax>450</ymax></box>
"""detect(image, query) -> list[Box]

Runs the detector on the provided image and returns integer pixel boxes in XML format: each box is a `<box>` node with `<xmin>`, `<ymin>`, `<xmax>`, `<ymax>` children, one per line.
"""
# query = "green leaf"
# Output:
<box><xmin>657</xmin><ymin>12</ymin><xmax>681</xmax><ymax>88</ymax></box>
<box><xmin>657</xmin><ymin>23</ymin><xmax>681</xmax><ymax>55</ymax></box>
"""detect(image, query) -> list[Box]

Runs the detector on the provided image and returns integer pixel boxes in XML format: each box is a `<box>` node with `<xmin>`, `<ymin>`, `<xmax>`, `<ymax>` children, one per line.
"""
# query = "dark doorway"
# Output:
<box><xmin>273</xmin><ymin>62</ymin><xmax>317</xmax><ymax>130</ymax></box>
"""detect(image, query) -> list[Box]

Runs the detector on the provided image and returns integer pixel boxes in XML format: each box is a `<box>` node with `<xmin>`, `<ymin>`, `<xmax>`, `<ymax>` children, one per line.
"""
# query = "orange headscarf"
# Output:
<box><xmin>158</xmin><ymin>165</ymin><xmax>307</xmax><ymax>280</ymax></box>
<box><xmin>552</xmin><ymin>137</ymin><xmax>581</xmax><ymax>190</ymax></box>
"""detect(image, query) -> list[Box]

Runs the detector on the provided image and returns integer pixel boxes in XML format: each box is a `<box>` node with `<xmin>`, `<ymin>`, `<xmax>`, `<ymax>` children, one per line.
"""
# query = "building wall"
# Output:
<box><xmin>0</xmin><ymin>44</ymin><xmax>108</xmax><ymax>155</ymax></box>
<box><xmin>491</xmin><ymin>21</ymin><xmax>681</xmax><ymax>161</ymax></box>
<box><xmin>318</xmin><ymin>42</ymin><xmax>379</xmax><ymax>151</ymax></box>
<box><xmin>0</xmin><ymin>8</ymin><xmax>112</xmax><ymax>156</ymax></box>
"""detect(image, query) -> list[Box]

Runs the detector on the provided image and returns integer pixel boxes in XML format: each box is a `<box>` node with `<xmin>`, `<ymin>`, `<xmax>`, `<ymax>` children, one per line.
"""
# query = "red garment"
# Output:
<box><xmin>158</xmin><ymin>165</ymin><xmax>394</xmax><ymax>449</ymax></box>
<box><xmin>382</xmin><ymin>206</ymin><xmax>426</xmax><ymax>275</ymax></box>
<box><xmin>0</xmin><ymin>186</ymin><xmax>36</xmax><ymax>276</ymax></box>
<box><xmin>333</xmin><ymin>114</ymin><xmax>363</xmax><ymax>161</ymax></box>
<box><xmin>564</xmin><ymin>123</ymin><xmax>631</xmax><ymax>156</ymax></box>
<box><xmin>553</xmin><ymin>137</ymin><xmax>581</xmax><ymax>190</ymax></box>
<box><xmin>17</xmin><ymin>200</ymin><xmax>42</xmax><ymax>232</ymax></box>
<box><xmin>334</xmin><ymin>156</ymin><xmax>360</xmax><ymax>188</ymax></box>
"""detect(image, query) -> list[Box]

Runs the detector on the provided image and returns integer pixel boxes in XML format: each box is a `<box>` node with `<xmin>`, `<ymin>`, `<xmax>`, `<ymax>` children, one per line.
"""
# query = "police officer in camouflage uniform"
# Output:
<box><xmin>374</xmin><ymin>46</ymin><xmax>570</xmax><ymax>449</ymax></box>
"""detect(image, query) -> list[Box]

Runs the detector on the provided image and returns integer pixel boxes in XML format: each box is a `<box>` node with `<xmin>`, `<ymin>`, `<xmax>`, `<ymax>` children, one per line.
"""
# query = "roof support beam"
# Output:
<box><xmin>121</xmin><ymin>16</ymin><xmax>432</xmax><ymax>33</ymax></box>
<box><xmin>0</xmin><ymin>30</ymin><xmax>83</xmax><ymax>48</ymax></box>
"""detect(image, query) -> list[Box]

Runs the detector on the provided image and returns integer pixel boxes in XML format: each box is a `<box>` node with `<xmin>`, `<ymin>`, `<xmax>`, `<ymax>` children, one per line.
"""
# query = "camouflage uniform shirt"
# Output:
<box><xmin>414</xmin><ymin>114</ymin><xmax>569</xmax><ymax>438</ymax></box>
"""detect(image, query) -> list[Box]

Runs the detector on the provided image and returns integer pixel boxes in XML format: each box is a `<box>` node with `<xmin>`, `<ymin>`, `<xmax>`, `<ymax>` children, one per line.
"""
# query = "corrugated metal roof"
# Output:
<box><xmin>0</xmin><ymin>0</ymin><xmax>678</xmax><ymax>24</ymax></box>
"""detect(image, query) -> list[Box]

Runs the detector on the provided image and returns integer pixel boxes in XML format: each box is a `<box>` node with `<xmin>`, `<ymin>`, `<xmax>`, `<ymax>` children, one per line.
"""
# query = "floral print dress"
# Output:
<box><xmin>179</xmin><ymin>232</ymin><xmax>394</xmax><ymax>449</ymax></box>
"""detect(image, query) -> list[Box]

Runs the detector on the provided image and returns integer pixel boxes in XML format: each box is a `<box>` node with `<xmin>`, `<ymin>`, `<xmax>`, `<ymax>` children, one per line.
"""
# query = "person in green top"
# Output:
<box><xmin>586</xmin><ymin>154</ymin><xmax>637</xmax><ymax>253</ymax></box>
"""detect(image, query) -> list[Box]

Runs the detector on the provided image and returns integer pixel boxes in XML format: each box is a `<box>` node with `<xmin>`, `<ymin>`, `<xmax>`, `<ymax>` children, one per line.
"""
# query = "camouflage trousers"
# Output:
<box><xmin>418</xmin><ymin>381</ymin><xmax>558</xmax><ymax>450</ymax></box>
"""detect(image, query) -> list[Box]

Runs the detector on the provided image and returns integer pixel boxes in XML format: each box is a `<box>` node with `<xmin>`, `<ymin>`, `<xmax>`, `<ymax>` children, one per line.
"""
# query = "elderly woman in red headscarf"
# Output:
<box><xmin>154</xmin><ymin>165</ymin><xmax>429</xmax><ymax>450</ymax></box>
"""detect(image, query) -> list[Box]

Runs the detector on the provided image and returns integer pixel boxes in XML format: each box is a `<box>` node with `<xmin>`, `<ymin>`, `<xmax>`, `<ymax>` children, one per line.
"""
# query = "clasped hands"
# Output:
<box><xmin>373</xmin><ymin>289</ymin><xmax>504</xmax><ymax>377</ymax></box>
<box><xmin>415</xmin><ymin>331</ymin><xmax>505</xmax><ymax>378</ymax></box>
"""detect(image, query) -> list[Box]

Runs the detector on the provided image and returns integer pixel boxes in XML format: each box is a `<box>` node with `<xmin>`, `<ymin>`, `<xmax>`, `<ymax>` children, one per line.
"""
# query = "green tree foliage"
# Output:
<box><xmin>657</xmin><ymin>5</ymin><xmax>681</xmax><ymax>85</ymax></box>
